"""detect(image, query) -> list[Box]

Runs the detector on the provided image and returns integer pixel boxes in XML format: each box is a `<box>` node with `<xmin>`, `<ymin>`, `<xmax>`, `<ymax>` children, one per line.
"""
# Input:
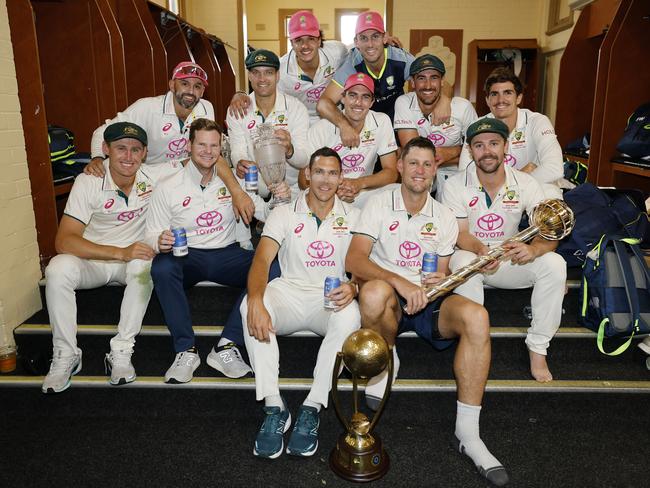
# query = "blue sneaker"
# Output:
<box><xmin>286</xmin><ymin>405</ymin><xmax>319</xmax><ymax>456</ymax></box>
<box><xmin>254</xmin><ymin>406</ymin><xmax>291</xmax><ymax>459</ymax></box>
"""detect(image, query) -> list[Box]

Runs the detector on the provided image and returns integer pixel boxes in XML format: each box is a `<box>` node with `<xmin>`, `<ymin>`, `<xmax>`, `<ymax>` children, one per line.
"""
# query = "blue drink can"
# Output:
<box><xmin>324</xmin><ymin>276</ymin><xmax>341</xmax><ymax>310</ymax></box>
<box><xmin>245</xmin><ymin>165</ymin><xmax>258</xmax><ymax>192</ymax></box>
<box><xmin>422</xmin><ymin>252</ymin><xmax>438</xmax><ymax>274</ymax></box>
<box><xmin>172</xmin><ymin>227</ymin><xmax>188</xmax><ymax>257</ymax></box>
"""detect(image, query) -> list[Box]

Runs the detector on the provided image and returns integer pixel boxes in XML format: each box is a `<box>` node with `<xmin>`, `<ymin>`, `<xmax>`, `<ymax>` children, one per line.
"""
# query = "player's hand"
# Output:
<box><xmin>421</xmin><ymin>271</ymin><xmax>446</xmax><ymax>288</ymax></box>
<box><xmin>268</xmin><ymin>181</ymin><xmax>291</xmax><ymax>201</ymax></box>
<box><xmin>228</xmin><ymin>92</ymin><xmax>251</xmax><ymax>119</ymax></box>
<box><xmin>120</xmin><ymin>242</ymin><xmax>156</xmax><ymax>261</ymax></box>
<box><xmin>247</xmin><ymin>297</ymin><xmax>276</xmax><ymax>342</ymax></box>
<box><xmin>337</xmin><ymin>178</ymin><xmax>363</xmax><ymax>202</ymax></box>
<box><xmin>396</xmin><ymin>279</ymin><xmax>428</xmax><ymax>315</ymax></box>
<box><xmin>236</xmin><ymin>159</ymin><xmax>256</xmax><ymax>179</ymax></box>
<box><xmin>384</xmin><ymin>34</ymin><xmax>403</xmax><ymax>49</ymax></box>
<box><xmin>329</xmin><ymin>282</ymin><xmax>357</xmax><ymax>311</ymax></box>
<box><xmin>274</xmin><ymin>129</ymin><xmax>294</xmax><ymax>158</ymax></box>
<box><xmin>431</xmin><ymin>94</ymin><xmax>452</xmax><ymax>126</ymax></box>
<box><xmin>340</xmin><ymin>122</ymin><xmax>360</xmax><ymax>148</ymax></box>
<box><xmin>502</xmin><ymin>241</ymin><xmax>538</xmax><ymax>265</ymax></box>
<box><xmin>158</xmin><ymin>230</ymin><xmax>174</xmax><ymax>253</ymax></box>
<box><xmin>520</xmin><ymin>162</ymin><xmax>537</xmax><ymax>174</ymax></box>
<box><xmin>84</xmin><ymin>157</ymin><xmax>106</xmax><ymax>177</ymax></box>
<box><xmin>477</xmin><ymin>245</ymin><xmax>500</xmax><ymax>272</ymax></box>
<box><xmin>231</xmin><ymin>187</ymin><xmax>255</xmax><ymax>225</ymax></box>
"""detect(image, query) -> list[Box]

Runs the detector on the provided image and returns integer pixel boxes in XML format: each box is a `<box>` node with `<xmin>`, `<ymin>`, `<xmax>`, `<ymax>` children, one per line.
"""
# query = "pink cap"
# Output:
<box><xmin>288</xmin><ymin>10</ymin><xmax>320</xmax><ymax>40</ymax></box>
<box><xmin>171</xmin><ymin>62</ymin><xmax>208</xmax><ymax>86</ymax></box>
<box><xmin>355</xmin><ymin>11</ymin><xmax>385</xmax><ymax>35</ymax></box>
<box><xmin>343</xmin><ymin>72</ymin><xmax>375</xmax><ymax>95</ymax></box>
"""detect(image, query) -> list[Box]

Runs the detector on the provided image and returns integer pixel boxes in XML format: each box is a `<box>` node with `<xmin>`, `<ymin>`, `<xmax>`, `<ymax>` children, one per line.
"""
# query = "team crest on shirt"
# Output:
<box><xmin>386</xmin><ymin>76</ymin><xmax>394</xmax><ymax>88</ymax></box>
<box><xmin>332</xmin><ymin>216</ymin><xmax>349</xmax><ymax>235</ymax></box>
<box><xmin>361</xmin><ymin>129</ymin><xmax>375</xmax><ymax>146</ymax></box>
<box><xmin>419</xmin><ymin>222</ymin><xmax>437</xmax><ymax>240</ymax></box>
<box><xmin>511</xmin><ymin>130</ymin><xmax>526</xmax><ymax>146</ymax></box>
<box><xmin>502</xmin><ymin>189</ymin><xmax>520</xmax><ymax>211</ymax></box>
<box><xmin>324</xmin><ymin>66</ymin><xmax>334</xmax><ymax>78</ymax></box>
<box><xmin>216</xmin><ymin>186</ymin><xmax>232</xmax><ymax>202</ymax></box>
<box><xmin>276</xmin><ymin>114</ymin><xmax>287</xmax><ymax>127</ymax></box>
<box><xmin>136</xmin><ymin>181</ymin><xmax>152</xmax><ymax>199</ymax></box>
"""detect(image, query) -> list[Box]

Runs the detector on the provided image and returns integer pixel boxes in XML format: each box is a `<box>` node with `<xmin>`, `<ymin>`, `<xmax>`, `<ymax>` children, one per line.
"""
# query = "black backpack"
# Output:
<box><xmin>616</xmin><ymin>102</ymin><xmax>650</xmax><ymax>160</ymax></box>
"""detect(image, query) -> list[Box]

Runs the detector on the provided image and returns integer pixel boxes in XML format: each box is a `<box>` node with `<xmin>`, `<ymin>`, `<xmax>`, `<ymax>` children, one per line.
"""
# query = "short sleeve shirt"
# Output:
<box><xmin>308</xmin><ymin>110</ymin><xmax>397</xmax><ymax>178</ymax></box>
<box><xmin>262</xmin><ymin>191</ymin><xmax>360</xmax><ymax>289</ymax></box>
<box><xmin>333</xmin><ymin>46</ymin><xmax>414</xmax><ymax>121</ymax></box>
<box><xmin>440</xmin><ymin>164</ymin><xmax>545</xmax><ymax>247</ymax></box>
<box><xmin>279</xmin><ymin>40</ymin><xmax>348</xmax><ymax>125</ymax></box>
<box><xmin>352</xmin><ymin>187</ymin><xmax>458</xmax><ymax>285</ymax></box>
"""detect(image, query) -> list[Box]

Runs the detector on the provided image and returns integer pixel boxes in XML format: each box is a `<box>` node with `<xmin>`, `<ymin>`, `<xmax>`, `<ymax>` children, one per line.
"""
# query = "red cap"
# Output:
<box><xmin>172</xmin><ymin>62</ymin><xmax>208</xmax><ymax>86</ymax></box>
<box><xmin>343</xmin><ymin>72</ymin><xmax>375</xmax><ymax>95</ymax></box>
<box><xmin>355</xmin><ymin>11</ymin><xmax>385</xmax><ymax>35</ymax></box>
<box><xmin>288</xmin><ymin>11</ymin><xmax>320</xmax><ymax>40</ymax></box>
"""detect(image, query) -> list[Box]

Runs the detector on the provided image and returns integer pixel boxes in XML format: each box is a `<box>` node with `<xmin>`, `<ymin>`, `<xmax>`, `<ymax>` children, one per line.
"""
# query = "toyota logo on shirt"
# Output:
<box><xmin>306</xmin><ymin>86</ymin><xmax>326</xmax><ymax>102</ymax></box>
<box><xmin>428</xmin><ymin>133</ymin><xmax>446</xmax><ymax>146</ymax></box>
<box><xmin>117</xmin><ymin>208</ymin><xmax>144</xmax><ymax>222</ymax></box>
<box><xmin>504</xmin><ymin>154</ymin><xmax>517</xmax><ymax>167</ymax></box>
<box><xmin>196</xmin><ymin>210</ymin><xmax>223</xmax><ymax>227</ymax></box>
<box><xmin>168</xmin><ymin>138</ymin><xmax>187</xmax><ymax>152</ymax></box>
<box><xmin>399</xmin><ymin>240</ymin><xmax>421</xmax><ymax>260</ymax></box>
<box><xmin>305</xmin><ymin>240</ymin><xmax>336</xmax><ymax>267</ymax></box>
<box><xmin>342</xmin><ymin>154</ymin><xmax>365</xmax><ymax>173</ymax></box>
<box><xmin>477</xmin><ymin>213</ymin><xmax>504</xmax><ymax>231</ymax></box>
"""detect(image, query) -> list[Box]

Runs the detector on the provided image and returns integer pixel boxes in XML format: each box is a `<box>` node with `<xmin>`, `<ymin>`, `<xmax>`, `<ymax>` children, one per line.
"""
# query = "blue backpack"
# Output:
<box><xmin>616</xmin><ymin>102</ymin><xmax>650</xmax><ymax>161</ymax></box>
<box><xmin>579</xmin><ymin>235</ymin><xmax>650</xmax><ymax>355</ymax></box>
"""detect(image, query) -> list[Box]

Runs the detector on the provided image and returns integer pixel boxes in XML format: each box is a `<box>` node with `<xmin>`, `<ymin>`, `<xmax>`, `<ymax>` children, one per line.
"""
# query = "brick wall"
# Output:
<box><xmin>0</xmin><ymin>0</ymin><xmax>42</xmax><ymax>346</ymax></box>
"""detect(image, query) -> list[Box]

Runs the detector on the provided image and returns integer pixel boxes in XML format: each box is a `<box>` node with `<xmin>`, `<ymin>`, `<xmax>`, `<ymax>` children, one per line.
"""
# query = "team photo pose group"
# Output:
<box><xmin>41</xmin><ymin>9</ymin><xmax>571</xmax><ymax>487</ymax></box>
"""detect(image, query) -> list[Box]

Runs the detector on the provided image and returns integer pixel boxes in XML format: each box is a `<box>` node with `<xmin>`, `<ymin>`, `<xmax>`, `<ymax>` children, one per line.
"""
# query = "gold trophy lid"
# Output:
<box><xmin>341</xmin><ymin>330</ymin><xmax>390</xmax><ymax>379</ymax></box>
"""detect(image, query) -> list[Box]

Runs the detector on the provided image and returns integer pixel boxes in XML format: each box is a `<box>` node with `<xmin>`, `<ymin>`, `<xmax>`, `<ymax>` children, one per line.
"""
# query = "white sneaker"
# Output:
<box><xmin>365</xmin><ymin>346</ymin><xmax>400</xmax><ymax>411</ymax></box>
<box><xmin>105</xmin><ymin>349</ymin><xmax>136</xmax><ymax>385</ymax></box>
<box><xmin>42</xmin><ymin>349</ymin><xmax>82</xmax><ymax>394</ymax></box>
<box><xmin>207</xmin><ymin>343</ymin><xmax>252</xmax><ymax>378</ymax></box>
<box><xmin>639</xmin><ymin>336</ymin><xmax>650</xmax><ymax>355</ymax></box>
<box><xmin>164</xmin><ymin>350</ymin><xmax>200</xmax><ymax>384</ymax></box>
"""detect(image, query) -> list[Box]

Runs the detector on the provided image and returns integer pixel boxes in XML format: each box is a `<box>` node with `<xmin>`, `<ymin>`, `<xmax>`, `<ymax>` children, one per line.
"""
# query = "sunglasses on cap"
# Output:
<box><xmin>173</xmin><ymin>64</ymin><xmax>208</xmax><ymax>84</ymax></box>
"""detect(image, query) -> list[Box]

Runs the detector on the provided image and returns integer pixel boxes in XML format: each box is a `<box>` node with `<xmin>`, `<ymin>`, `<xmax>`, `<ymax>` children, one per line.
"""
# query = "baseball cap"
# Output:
<box><xmin>466</xmin><ymin>118</ymin><xmax>510</xmax><ymax>143</ymax></box>
<box><xmin>343</xmin><ymin>72</ymin><xmax>375</xmax><ymax>95</ymax></box>
<box><xmin>245</xmin><ymin>49</ymin><xmax>280</xmax><ymax>70</ymax></box>
<box><xmin>288</xmin><ymin>11</ymin><xmax>320</xmax><ymax>40</ymax></box>
<box><xmin>355</xmin><ymin>11</ymin><xmax>385</xmax><ymax>35</ymax></box>
<box><xmin>409</xmin><ymin>54</ymin><xmax>446</xmax><ymax>77</ymax></box>
<box><xmin>104</xmin><ymin>122</ymin><xmax>148</xmax><ymax>146</ymax></box>
<box><xmin>172</xmin><ymin>62</ymin><xmax>208</xmax><ymax>86</ymax></box>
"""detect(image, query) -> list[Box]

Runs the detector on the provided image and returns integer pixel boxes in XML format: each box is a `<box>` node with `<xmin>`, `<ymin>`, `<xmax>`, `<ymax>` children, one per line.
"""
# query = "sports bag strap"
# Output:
<box><xmin>625</xmin><ymin>239</ymin><xmax>650</xmax><ymax>283</ymax></box>
<box><xmin>596</xmin><ymin>318</ymin><xmax>637</xmax><ymax>356</ymax></box>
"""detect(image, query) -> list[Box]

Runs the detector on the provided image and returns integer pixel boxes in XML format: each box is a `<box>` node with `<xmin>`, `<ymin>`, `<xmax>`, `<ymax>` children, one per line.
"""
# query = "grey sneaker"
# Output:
<box><xmin>42</xmin><ymin>349</ymin><xmax>82</xmax><ymax>394</ymax></box>
<box><xmin>207</xmin><ymin>343</ymin><xmax>252</xmax><ymax>378</ymax></box>
<box><xmin>164</xmin><ymin>350</ymin><xmax>200</xmax><ymax>384</ymax></box>
<box><xmin>104</xmin><ymin>349</ymin><xmax>136</xmax><ymax>385</ymax></box>
<box><xmin>638</xmin><ymin>336</ymin><xmax>650</xmax><ymax>355</ymax></box>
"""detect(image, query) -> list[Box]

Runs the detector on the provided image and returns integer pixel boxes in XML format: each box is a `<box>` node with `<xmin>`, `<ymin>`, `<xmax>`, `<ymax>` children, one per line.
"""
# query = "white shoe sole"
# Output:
<box><xmin>109</xmin><ymin>373</ymin><xmax>136</xmax><ymax>386</ymax></box>
<box><xmin>286</xmin><ymin>439</ymin><xmax>318</xmax><ymax>457</ymax></box>
<box><xmin>42</xmin><ymin>357</ymin><xmax>83</xmax><ymax>394</ymax></box>
<box><xmin>253</xmin><ymin>413</ymin><xmax>292</xmax><ymax>459</ymax></box>
<box><xmin>164</xmin><ymin>357</ymin><xmax>201</xmax><ymax>384</ymax></box>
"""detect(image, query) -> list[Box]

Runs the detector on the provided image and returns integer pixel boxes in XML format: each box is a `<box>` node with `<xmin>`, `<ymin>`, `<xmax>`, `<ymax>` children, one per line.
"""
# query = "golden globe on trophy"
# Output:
<box><xmin>329</xmin><ymin>329</ymin><xmax>394</xmax><ymax>482</ymax></box>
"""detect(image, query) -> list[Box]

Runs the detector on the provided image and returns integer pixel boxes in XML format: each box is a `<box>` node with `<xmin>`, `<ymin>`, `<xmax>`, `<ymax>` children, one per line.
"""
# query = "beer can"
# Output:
<box><xmin>245</xmin><ymin>165</ymin><xmax>258</xmax><ymax>192</ymax></box>
<box><xmin>324</xmin><ymin>276</ymin><xmax>341</xmax><ymax>310</ymax></box>
<box><xmin>172</xmin><ymin>227</ymin><xmax>188</xmax><ymax>257</ymax></box>
<box><xmin>422</xmin><ymin>252</ymin><xmax>438</xmax><ymax>274</ymax></box>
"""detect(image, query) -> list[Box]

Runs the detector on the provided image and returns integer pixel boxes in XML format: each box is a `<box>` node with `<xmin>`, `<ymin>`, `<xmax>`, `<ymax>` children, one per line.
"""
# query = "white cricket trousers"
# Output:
<box><xmin>242</xmin><ymin>279</ymin><xmax>360</xmax><ymax>407</ymax></box>
<box><xmin>451</xmin><ymin>250</ymin><xmax>567</xmax><ymax>355</ymax></box>
<box><xmin>44</xmin><ymin>254</ymin><xmax>153</xmax><ymax>355</ymax></box>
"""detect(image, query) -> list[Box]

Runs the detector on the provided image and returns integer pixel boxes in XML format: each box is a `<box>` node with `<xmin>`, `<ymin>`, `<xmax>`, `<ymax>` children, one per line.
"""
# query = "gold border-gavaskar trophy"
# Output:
<box><xmin>330</xmin><ymin>329</ymin><xmax>394</xmax><ymax>482</ymax></box>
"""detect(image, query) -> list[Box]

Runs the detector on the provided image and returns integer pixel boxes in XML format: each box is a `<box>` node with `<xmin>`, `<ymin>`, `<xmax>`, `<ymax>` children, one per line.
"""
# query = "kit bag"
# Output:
<box><xmin>579</xmin><ymin>235</ymin><xmax>650</xmax><ymax>355</ymax></box>
<box><xmin>48</xmin><ymin>125</ymin><xmax>75</xmax><ymax>162</ymax></box>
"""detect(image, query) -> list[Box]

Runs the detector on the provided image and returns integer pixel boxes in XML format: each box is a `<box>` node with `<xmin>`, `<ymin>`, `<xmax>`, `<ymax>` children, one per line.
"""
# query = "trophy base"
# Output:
<box><xmin>329</xmin><ymin>433</ymin><xmax>389</xmax><ymax>483</ymax></box>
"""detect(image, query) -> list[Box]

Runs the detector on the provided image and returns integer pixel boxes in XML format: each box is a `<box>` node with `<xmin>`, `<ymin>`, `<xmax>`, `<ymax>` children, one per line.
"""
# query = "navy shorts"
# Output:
<box><xmin>397</xmin><ymin>295</ymin><xmax>455</xmax><ymax>351</ymax></box>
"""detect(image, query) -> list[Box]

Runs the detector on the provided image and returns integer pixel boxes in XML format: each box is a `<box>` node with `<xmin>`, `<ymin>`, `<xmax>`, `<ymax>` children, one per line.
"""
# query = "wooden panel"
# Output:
<box><xmin>212</xmin><ymin>40</ymin><xmax>236</xmax><ymax>120</ymax></box>
<box><xmin>185</xmin><ymin>26</ymin><xmax>221</xmax><ymax>119</ymax></box>
<box><xmin>585</xmin><ymin>0</ymin><xmax>621</xmax><ymax>38</ymax></box>
<box><xmin>409</xmin><ymin>29</ymin><xmax>462</xmax><ymax>96</ymax></box>
<box><xmin>136</xmin><ymin>0</ymin><xmax>168</xmax><ymax>93</ymax></box>
<box><xmin>148</xmin><ymin>2</ymin><xmax>193</xmax><ymax>73</ymax></box>
<box><xmin>6</xmin><ymin>0</ymin><xmax>58</xmax><ymax>265</ymax></box>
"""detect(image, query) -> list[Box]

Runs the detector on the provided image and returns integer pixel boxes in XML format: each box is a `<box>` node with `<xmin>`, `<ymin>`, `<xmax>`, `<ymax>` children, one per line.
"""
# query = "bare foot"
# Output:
<box><xmin>529</xmin><ymin>350</ymin><xmax>553</xmax><ymax>382</ymax></box>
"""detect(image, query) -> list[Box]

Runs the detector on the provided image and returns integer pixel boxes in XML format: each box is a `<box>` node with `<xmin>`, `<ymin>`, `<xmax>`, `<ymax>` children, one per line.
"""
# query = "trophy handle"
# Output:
<box><xmin>331</xmin><ymin>352</ymin><xmax>350</xmax><ymax>431</ymax></box>
<box><xmin>367</xmin><ymin>351</ymin><xmax>394</xmax><ymax>433</ymax></box>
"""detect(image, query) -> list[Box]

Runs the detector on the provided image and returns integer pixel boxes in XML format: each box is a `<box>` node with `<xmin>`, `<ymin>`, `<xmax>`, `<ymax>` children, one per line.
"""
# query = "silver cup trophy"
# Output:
<box><xmin>253</xmin><ymin>123</ymin><xmax>291</xmax><ymax>208</ymax></box>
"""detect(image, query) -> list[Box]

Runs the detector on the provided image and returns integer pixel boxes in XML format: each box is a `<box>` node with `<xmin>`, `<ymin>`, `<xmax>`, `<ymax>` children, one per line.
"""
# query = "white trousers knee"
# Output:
<box><xmin>242</xmin><ymin>279</ymin><xmax>360</xmax><ymax>407</ymax></box>
<box><xmin>44</xmin><ymin>254</ymin><xmax>153</xmax><ymax>355</ymax></box>
<box><xmin>451</xmin><ymin>249</ymin><xmax>567</xmax><ymax>354</ymax></box>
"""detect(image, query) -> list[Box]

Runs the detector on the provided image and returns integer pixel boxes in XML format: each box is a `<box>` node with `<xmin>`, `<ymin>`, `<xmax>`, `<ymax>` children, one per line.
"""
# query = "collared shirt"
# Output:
<box><xmin>333</xmin><ymin>46</ymin><xmax>414</xmax><ymax>121</ymax></box>
<box><xmin>64</xmin><ymin>160</ymin><xmax>181</xmax><ymax>248</ymax></box>
<box><xmin>279</xmin><ymin>40</ymin><xmax>348</xmax><ymax>125</ymax></box>
<box><xmin>307</xmin><ymin>109</ymin><xmax>397</xmax><ymax>178</ymax></box>
<box><xmin>146</xmin><ymin>160</ymin><xmax>268</xmax><ymax>251</ymax></box>
<box><xmin>458</xmin><ymin>108</ymin><xmax>563</xmax><ymax>185</ymax></box>
<box><xmin>91</xmin><ymin>92</ymin><xmax>214</xmax><ymax>164</ymax></box>
<box><xmin>440</xmin><ymin>163</ymin><xmax>545</xmax><ymax>247</ymax></box>
<box><xmin>226</xmin><ymin>90</ymin><xmax>309</xmax><ymax>190</ymax></box>
<box><xmin>352</xmin><ymin>187</ymin><xmax>458</xmax><ymax>285</ymax></box>
<box><xmin>262</xmin><ymin>190</ymin><xmax>360</xmax><ymax>289</ymax></box>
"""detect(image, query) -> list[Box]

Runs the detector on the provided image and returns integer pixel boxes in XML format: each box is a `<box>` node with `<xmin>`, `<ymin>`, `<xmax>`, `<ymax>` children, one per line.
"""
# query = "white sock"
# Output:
<box><xmin>302</xmin><ymin>399</ymin><xmax>322</xmax><ymax>412</ymax></box>
<box><xmin>264</xmin><ymin>395</ymin><xmax>284</xmax><ymax>410</ymax></box>
<box><xmin>455</xmin><ymin>401</ymin><xmax>502</xmax><ymax>470</ymax></box>
<box><xmin>217</xmin><ymin>337</ymin><xmax>232</xmax><ymax>348</ymax></box>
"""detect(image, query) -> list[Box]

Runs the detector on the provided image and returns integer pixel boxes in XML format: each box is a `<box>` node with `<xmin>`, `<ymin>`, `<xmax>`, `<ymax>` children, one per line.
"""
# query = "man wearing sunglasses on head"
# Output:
<box><xmin>86</xmin><ymin>62</ymin><xmax>256</xmax><ymax>227</ymax></box>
